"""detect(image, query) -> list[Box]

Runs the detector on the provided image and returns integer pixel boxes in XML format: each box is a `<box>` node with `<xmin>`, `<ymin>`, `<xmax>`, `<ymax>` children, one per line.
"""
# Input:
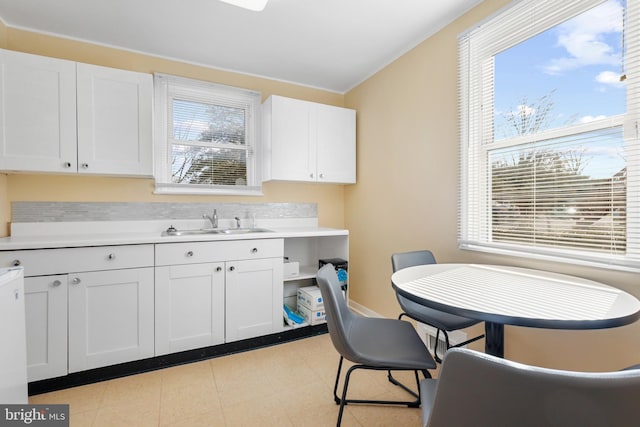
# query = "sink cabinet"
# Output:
<box><xmin>0</xmin><ymin>48</ymin><xmax>152</xmax><ymax>176</ymax></box>
<box><xmin>262</xmin><ymin>95</ymin><xmax>356</xmax><ymax>183</ymax></box>
<box><xmin>155</xmin><ymin>238</ymin><xmax>284</xmax><ymax>353</ymax></box>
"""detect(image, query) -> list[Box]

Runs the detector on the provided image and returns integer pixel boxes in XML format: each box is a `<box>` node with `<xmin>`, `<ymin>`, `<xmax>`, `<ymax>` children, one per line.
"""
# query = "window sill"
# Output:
<box><xmin>154</xmin><ymin>182</ymin><xmax>264</xmax><ymax>197</ymax></box>
<box><xmin>459</xmin><ymin>242</ymin><xmax>640</xmax><ymax>274</ymax></box>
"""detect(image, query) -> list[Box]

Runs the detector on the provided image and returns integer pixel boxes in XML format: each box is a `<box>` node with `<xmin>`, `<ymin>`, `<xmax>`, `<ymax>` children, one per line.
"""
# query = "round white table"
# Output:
<box><xmin>391</xmin><ymin>263</ymin><xmax>640</xmax><ymax>357</ymax></box>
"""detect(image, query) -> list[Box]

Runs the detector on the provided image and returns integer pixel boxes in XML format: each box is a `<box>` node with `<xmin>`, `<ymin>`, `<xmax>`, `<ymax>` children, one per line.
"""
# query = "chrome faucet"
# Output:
<box><xmin>203</xmin><ymin>209</ymin><xmax>218</xmax><ymax>228</ymax></box>
<box><xmin>235</xmin><ymin>216</ymin><xmax>241</xmax><ymax>228</ymax></box>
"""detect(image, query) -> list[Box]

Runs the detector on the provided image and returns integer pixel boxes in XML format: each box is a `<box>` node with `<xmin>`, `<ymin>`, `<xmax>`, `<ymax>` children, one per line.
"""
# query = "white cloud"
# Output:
<box><xmin>595</xmin><ymin>70</ymin><xmax>626</xmax><ymax>88</ymax></box>
<box><xmin>579</xmin><ymin>114</ymin><xmax>607</xmax><ymax>123</ymax></box>
<box><xmin>506</xmin><ymin>104</ymin><xmax>535</xmax><ymax>118</ymax></box>
<box><xmin>543</xmin><ymin>1</ymin><xmax>623</xmax><ymax>75</ymax></box>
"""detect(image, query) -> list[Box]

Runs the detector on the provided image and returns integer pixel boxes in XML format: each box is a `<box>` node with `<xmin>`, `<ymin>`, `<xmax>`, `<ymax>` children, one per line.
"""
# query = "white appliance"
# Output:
<box><xmin>0</xmin><ymin>267</ymin><xmax>28</xmax><ymax>404</ymax></box>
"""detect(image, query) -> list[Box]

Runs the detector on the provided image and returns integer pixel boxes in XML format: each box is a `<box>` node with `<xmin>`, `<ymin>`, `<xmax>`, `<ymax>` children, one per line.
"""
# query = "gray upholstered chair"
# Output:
<box><xmin>316</xmin><ymin>263</ymin><xmax>436</xmax><ymax>426</ymax></box>
<box><xmin>420</xmin><ymin>348</ymin><xmax>640</xmax><ymax>427</ymax></box>
<box><xmin>391</xmin><ymin>250</ymin><xmax>484</xmax><ymax>362</ymax></box>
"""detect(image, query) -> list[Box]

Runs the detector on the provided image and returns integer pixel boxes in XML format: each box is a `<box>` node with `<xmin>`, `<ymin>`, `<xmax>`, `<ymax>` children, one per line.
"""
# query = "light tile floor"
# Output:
<box><xmin>29</xmin><ymin>334</ymin><xmax>429</xmax><ymax>426</ymax></box>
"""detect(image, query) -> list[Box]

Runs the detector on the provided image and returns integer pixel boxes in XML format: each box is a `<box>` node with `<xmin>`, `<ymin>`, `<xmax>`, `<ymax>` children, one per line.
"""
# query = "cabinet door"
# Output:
<box><xmin>76</xmin><ymin>63</ymin><xmax>153</xmax><ymax>176</ymax></box>
<box><xmin>24</xmin><ymin>275</ymin><xmax>68</xmax><ymax>382</ymax></box>
<box><xmin>155</xmin><ymin>263</ymin><xmax>225</xmax><ymax>355</ymax></box>
<box><xmin>0</xmin><ymin>49</ymin><xmax>77</xmax><ymax>173</ymax></box>
<box><xmin>225</xmin><ymin>257</ymin><xmax>284</xmax><ymax>342</ymax></box>
<box><xmin>267</xmin><ymin>96</ymin><xmax>315</xmax><ymax>182</ymax></box>
<box><xmin>68</xmin><ymin>268</ymin><xmax>154</xmax><ymax>372</ymax></box>
<box><xmin>315</xmin><ymin>103</ymin><xmax>356</xmax><ymax>183</ymax></box>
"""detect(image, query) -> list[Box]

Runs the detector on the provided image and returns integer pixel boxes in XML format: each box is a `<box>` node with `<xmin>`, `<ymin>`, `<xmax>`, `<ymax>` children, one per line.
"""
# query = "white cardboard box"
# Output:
<box><xmin>297</xmin><ymin>303</ymin><xmax>326</xmax><ymax>325</ymax></box>
<box><xmin>283</xmin><ymin>261</ymin><xmax>299</xmax><ymax>278</ymax></box>
<box><xmin>297</xmin><ymin>285</ymin><xmax>323</xmax><ymax>310</ymax></box>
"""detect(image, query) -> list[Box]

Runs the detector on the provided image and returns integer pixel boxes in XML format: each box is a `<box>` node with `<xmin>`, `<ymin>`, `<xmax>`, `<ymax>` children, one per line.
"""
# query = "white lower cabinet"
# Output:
<box><xmin>225</xmin><ymin>257</ymin><xmax>284</xmax><ymax>342</ymax></box>
<box><xmin>0</xmin><ymin>233</ymin><xmax>349</xmax><ymax>382</ymax></box>
<box><xmin>68</xmin><ymin>268</ymin><xmax>155</xmax><ymax>372</ymax></box>
<box><xmin>0</xmin><ymin>244</ymin><xmax>155</xmax><ymax>380</ymax></box>
<box><xmin>155</xmin><ymin>238</ymin><xmax>284</xmax><ymax>352</ymax></box>
<box><xmin>24</xmin><ymin>275</ymin><xmax>68</xmax><ymax>382</ymax></box>
<box><xmin>155</xmin><ymin>262</ymin><xmax>225</xmax><ymax>355</ymax></box>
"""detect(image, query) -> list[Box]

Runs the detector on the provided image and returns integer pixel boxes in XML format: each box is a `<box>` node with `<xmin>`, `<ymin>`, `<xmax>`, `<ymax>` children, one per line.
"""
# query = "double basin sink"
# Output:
<box><xmin>162</xmin><ymin>227</ymin><xmax>273</xmax><ymax>237</ymax></box>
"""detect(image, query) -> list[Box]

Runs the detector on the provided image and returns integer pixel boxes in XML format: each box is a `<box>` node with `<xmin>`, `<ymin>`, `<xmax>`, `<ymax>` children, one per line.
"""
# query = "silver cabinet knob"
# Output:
<box><xmin>251</xmin><ymin>248</ymin><xmax>258</xmax><ymax>254</ymax></box>
<box><xmin>71</xmin><ymin>277</ymin><xmax>81</xmax><ymax>285</ymax></box>
<box><xmin>12</xmin><ymin>259</ymin><xmax>21</xmax><ymax>266</ymax></box>
<box><xmin>216</xmin><ymin>266</ymin><xmax>222</xmax><ymax>272</ymax></box>
<box><xmin>63</xmin><ymin>162</ymin><xmax>72</xmax><ymax>168</ymax></box>
<box><xmin>229</xmin><ymin>266</ymin><xmax>235</xmax><ymax>271</ymax></box>
<box><xmin>81</xmin><ymin>163</ymin><xmax>89</xmax><ymax>169</ymax></box>
<box><xmin>107</xmin><ymin>253</ymin><xmax>116</xmax><ymax>260</ymax></box>
<box><xmin>319</xmin><ymin>173</ymin><xmax>324</xmax><ymax>178</ymax></box>
<box><xmin>309</xmin><ymin>173</ymin><xmax>314</xmax><ymax>178</ymax></box>
<box><xmin>52</xmin><ymin>280</ymin><xmax>62</xmax><ymax>287</ymax></box>
<box><xmin>186</xmin><ymin>251</ymin><xmax>194</xmax><ymax>257</ymax></box>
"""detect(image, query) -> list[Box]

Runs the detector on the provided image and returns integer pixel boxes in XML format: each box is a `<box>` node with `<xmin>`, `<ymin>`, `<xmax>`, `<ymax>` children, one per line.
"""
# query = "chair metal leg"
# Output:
<box><xmin>333</xmin><ymin>356</ymin><xmax>346</xmax><ymax>405</ymax></box>
<box><xmin>434</xmin><ymin>329</ymin><xmax>485</xmax><ymax>363</ymax></box>
<box><xmin>333</xmin><ymin>356</ymin><xmax>425</xmax><ymax>426</ymax></box>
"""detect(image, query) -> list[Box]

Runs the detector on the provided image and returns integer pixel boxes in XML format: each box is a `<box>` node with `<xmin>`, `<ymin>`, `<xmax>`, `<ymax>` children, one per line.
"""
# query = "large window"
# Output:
<box><xmin>459</xmin><ymin>0</ymin><xmax>640</xmax><ymax>271</ymax></box>
<box><xmin>154</xmin><ymin>74</ymin><xmax>262</xmax><ymax>195</ymax></box>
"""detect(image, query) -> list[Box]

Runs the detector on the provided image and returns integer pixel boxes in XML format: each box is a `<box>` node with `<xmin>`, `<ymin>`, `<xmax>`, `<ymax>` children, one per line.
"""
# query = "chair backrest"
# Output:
<box><xmin>391</xmin><ymin>250</ymin><xmax>437</xmax><ymax>273</ymax></box>
<box><xmin>424</xmin><ymin>348</ymin><xmax>640</xmax><ymax>427</ymax></box>
<box><xmin>316</xmin><ymin>264</ymin><xmax>359</xmax><ymax>361</ymax></box>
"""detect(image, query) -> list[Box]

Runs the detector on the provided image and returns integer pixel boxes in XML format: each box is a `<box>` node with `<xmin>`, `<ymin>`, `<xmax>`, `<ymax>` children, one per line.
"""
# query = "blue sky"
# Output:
<box><xmin>493</xmin><ymin>0</ymin><xmax>626</xmax><ymax>178</ymax></box>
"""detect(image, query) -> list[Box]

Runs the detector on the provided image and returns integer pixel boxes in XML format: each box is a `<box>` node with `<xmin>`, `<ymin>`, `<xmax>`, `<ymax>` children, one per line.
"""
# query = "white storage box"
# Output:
<box><xmin>283</xmin><ymin>261</ymin><xmax>299</xmax><ymax>278</ymax></box>
<box><xmin>297</xmin><ymin>303</ymin><xmax>326</xmax><ymax>325</ymax></box>
<box><xmin>297</xmin><ymin>285</ymin><xmax>323</xmax><ymax>310</ymax></box>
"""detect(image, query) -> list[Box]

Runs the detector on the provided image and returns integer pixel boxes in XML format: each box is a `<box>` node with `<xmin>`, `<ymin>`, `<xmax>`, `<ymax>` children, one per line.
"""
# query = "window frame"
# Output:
<box><xmin>153</xmin><ymin>73</ymin><xmax>263</xmax><ymax>196</ymax></box>
<box><xmin>458</xmin><ymin>0</ymin><xmax>640</xmax><ymax>272</ymax></box>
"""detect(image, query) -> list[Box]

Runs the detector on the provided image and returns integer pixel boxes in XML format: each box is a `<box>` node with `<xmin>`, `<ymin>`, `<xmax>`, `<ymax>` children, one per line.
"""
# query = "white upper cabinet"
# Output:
<box><xmin>0</xmin><ymin>49</ymin><xmax>77</xmax><ymax>173</ymax></box>
<box><xmin>0</xmin><ymin>49</ymin><xmax>152</xmax><ymax>176</ymax></box>
<box><xmin>262</xmin><ymin>95</ymin><xmax>356</xmax><ymax>183</ymax></box>
<box><xmin>76</xmin><ymin>63</ymin><xmax>152</xmax><ymax>176</ymax></box>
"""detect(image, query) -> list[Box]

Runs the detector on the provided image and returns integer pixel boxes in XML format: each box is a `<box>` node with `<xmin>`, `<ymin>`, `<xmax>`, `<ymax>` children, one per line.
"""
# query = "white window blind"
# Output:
<box><xmin>458</xmin><ymin>0</ymin><xmax>640</xmax><ymax>271</ymax></box>
<box><xmin>154</xmin><ymin>74</ymin><xmax>262</xmax><ymax>195</ymax></box>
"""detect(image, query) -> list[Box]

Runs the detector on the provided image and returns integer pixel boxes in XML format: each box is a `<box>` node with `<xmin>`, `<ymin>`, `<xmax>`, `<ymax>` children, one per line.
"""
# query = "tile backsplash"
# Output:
<box><xmin>12</xmin><ymin>202</ymin><xmax>317</xmax><ymax>223</ymax></box>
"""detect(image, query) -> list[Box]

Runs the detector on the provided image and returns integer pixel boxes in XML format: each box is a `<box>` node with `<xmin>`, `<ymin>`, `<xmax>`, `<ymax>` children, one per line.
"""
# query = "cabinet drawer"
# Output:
<box><xmin>155</xmin><ymin>238</ymin><xmax>284</xmax><ymax>266</ymax></box>
<box><xmin>0</xmin><ymin>244</ymin><xmax>154</xmax><ymax>276</ymax></box>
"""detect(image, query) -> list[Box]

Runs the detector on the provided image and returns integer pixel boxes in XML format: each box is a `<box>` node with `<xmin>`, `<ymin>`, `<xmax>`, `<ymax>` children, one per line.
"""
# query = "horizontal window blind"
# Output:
<box><xmin>459</xmin><ymin>0</ymin><xmax>640</xmax><ymax>271</ymax></box>
<box><xmin>153</xmin><ymin>73</ymin><xmax>261</xmax><ymax>195</ymax></box>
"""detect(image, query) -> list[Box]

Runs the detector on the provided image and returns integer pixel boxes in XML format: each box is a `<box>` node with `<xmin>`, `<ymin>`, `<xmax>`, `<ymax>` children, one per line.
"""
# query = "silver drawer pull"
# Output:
<box><xmin>52</xmin><ymin>280</ymin><xmax>62</xmax><ymax>287</ymax></box>
<box><xmin>107</xmin><ymin>253</ymin><xmax>116</xmax><ymax>260</ymax></box>
<box><xmin>71</xmin><ymin>277</ymin><xmax>81</xmax><ymax>285</ymax></box>
<box><xmin>229</xmin><ymin>266</ymin><xmax>235</xmax><ymax>271</ymax></box>
<box><xmin>12</xmin><ymin>259</ymin><xmax>21</xmax><ymax>267</ymax></box>
<box><xmin>251</xmin><ymin>248</ymin><xmax>258</xmax><ymax>254</ymax></box>
<box><xmin>216</xmin><ymin>266</ymin><xmax>222</xmax><ymax>272</ymax></box>
<box><xmin>186</xmin><ymin>251</ymin><xmax>194</xmax><ymax>257</ymax></box>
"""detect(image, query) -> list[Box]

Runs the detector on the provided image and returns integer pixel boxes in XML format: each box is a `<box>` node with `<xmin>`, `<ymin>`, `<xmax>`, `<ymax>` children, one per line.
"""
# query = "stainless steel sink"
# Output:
<box><xmin>214</xmin><ymin>228</ymin><xmax>273</xmax><ymax>234</ymax></box>
<box><xmin>162</xmin><ymin>227</ymin><xmax>273</xmax><ymax>237</ymax></box>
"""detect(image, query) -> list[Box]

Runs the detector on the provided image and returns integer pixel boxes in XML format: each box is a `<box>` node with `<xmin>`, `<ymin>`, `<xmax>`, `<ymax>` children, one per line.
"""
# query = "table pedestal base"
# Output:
<box><xmin>484</xmin><ymin>322</ymin><xmax>504</xmax><ymax>358</ymax></box>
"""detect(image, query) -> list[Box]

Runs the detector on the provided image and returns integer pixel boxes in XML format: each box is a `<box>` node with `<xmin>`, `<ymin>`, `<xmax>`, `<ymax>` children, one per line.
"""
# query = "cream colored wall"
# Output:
<box><xmin>0</xmin><ymin>28</ymin><xmax>348</xmax><ymax>235</ymax></box>
<box><xmin>345</xmin><ymin>0</ymin><xmax>640</xmax><ymax>371</ymax></box>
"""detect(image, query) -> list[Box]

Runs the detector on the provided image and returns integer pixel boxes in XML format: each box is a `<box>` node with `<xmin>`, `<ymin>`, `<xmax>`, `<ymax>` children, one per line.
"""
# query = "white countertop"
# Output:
<box><xmin>0</xmin><ymin>219</ymin><xmax>348</xmax><ymax>250</ymax></box>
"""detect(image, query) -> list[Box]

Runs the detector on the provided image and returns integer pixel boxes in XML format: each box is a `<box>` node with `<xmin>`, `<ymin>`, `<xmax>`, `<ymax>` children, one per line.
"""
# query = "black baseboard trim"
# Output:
<box><xmin>29</xmin><ymin>323</ymin><xmax>328</xmax><ymax>396</ymax></box>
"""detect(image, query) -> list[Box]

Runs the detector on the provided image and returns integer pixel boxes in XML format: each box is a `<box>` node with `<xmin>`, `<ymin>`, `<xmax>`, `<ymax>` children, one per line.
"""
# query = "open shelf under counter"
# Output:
<box><xmin>283</xmin><ymin>265</ymin><xmax>318</xmax><ymax>282</ymax></box>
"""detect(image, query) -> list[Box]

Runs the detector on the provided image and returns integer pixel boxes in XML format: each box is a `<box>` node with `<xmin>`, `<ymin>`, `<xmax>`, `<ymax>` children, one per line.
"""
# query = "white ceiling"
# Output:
<box><xmin>0</xmin><ymin>0</ymin><xmax>482</xmax><ymax>93</ymax></box>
